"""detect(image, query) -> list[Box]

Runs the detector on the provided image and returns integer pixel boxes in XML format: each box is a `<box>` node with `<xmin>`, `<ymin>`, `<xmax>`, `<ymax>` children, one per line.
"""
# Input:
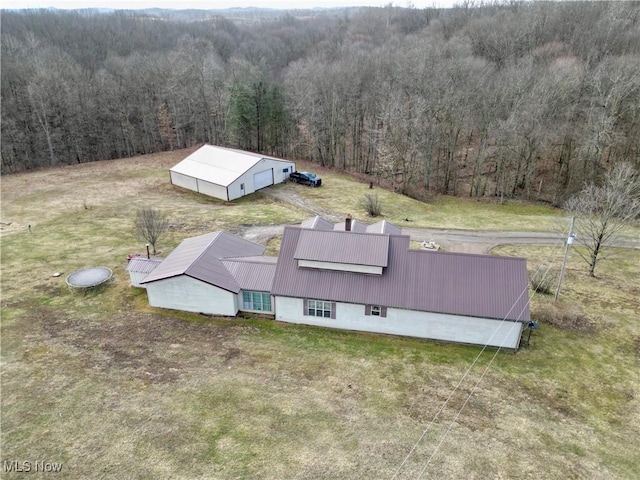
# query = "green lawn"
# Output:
<box><xmin>287</xmin><ymin>166</ymin><xmax>564</xmax><ymax>231</ymax></box>
<box><xmin>1</xmin><ymin>150</ymin><xmax>638</xmax><ymax>479</ymax></box>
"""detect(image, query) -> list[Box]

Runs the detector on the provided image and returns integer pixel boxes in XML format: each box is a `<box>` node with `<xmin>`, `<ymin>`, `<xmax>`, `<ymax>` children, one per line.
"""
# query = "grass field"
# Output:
<box><xmin>1</xmin><ymin>150</ymin><xmax>639</xmax><ymax>479</ymax></box>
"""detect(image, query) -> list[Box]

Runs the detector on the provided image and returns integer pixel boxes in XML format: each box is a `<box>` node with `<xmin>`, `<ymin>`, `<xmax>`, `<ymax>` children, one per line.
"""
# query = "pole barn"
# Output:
<box><xmin>169</xmin><ymin>145</ymin><xmax>295</xmax><ymax>201</ymax></box>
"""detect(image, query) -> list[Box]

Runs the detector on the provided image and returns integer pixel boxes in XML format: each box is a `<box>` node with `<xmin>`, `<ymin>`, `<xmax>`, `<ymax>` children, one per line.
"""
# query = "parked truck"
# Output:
<box><xmin>289</xmin><ymin>171</ymin><xmax>322</xmax><ymax>187</ymax></box>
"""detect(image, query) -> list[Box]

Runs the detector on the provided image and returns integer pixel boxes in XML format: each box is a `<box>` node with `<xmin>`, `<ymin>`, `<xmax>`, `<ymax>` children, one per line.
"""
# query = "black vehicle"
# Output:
<box><xmin>289</xmin><ymin>171</ymin><xmax>322</xmax><ymax>187</ymax></box>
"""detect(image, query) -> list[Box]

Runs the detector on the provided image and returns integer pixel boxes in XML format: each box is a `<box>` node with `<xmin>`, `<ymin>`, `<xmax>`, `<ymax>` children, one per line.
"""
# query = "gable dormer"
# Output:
<box><xmin>293</xmin><ymin>229</ymin><xmax>389</xmax><ymax>275</ymax></box>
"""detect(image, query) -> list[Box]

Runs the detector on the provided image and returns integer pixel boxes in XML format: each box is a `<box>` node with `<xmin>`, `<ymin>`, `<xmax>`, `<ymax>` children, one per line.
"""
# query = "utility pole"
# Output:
<box><xmin>555</xmin><ymin>216</ymin><xmax>575</xmax><ymax>301</ymax></box>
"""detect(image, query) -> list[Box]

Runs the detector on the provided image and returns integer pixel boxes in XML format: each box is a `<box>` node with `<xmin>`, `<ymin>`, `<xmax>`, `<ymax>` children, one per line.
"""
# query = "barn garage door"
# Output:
<box><xmin>253</xmin><ymin>169</ymin><xmax>274</xmax><ymax>190</ymax></box>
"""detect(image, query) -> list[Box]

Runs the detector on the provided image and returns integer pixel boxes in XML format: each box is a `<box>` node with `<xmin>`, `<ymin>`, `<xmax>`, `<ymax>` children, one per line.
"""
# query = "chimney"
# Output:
<box><xmin>345</xmin><ymin>213</ymin><xmax>352</xmax><ymax>232</ymax></box>
<box><xmin>146</xmin><ymin>244</ymin><xmax>150</xmax><ymax>259</ymax></box>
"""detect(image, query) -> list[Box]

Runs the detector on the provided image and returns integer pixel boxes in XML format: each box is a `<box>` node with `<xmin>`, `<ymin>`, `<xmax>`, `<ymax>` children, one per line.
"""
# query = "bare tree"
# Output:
<box><xmin>135</xmin><ymin>209</ymin><xmax>169</xmax><ymax>254</ymax></box>
<box><xmin>565</xmin><ymin>163</ymin><xmax>640</xmax><ymax>276</ymax></box>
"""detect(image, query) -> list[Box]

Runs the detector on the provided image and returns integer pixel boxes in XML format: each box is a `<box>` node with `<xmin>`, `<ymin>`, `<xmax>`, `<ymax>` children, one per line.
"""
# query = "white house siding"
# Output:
<box><xmin>170</xmin><ymin>171</ymin><xmax>198</xmax><ymax>191</ymax></box>
<box><xmin>274</xmin><ymin>297</ymin><xmax>523</xmax><ymax>349</ymax></box>
<box><xmin>297</xmin><ymin>259</ymin><xmax>382</xmax><ymax>275</ymax></box>
<box><xmin>146</xmin><ymin>275</ymin><xmax>238</xmax><ymax>316</ymax></box>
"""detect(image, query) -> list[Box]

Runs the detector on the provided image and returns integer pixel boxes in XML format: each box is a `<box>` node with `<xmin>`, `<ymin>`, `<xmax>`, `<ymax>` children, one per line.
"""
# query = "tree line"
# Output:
<box><xmin>2</xmin><ymin>2</ymin><xmax>639</xmax><ymax>204</ymax></box>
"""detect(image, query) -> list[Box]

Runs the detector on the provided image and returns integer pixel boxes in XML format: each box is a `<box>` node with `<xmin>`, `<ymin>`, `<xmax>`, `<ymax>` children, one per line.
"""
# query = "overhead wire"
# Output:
<box><xmin>390</xmin><ymin>230</ymin><xmax>568</xmax><ymax>480</ymax></box>
<box><xmin>415</xmin><ymin>302</ymin><xmax>530</xmax><ymax>479</ymax></box>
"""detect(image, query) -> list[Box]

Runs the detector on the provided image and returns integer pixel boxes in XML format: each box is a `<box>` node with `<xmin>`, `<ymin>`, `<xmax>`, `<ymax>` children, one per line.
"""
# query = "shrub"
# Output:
<box><xmin>530</xmin><ymin>270</ymin><xmax>559</xmax><ymax>295</ymax></box>
<box><xmin>360</xmin><ymin>193</ymin><xmax>382</xmax><ymax>217</ymax></box>
<box><xmin>533</xmin><ymin>301</ymin><xmax>596</xmax><ymax>333</ymax></box>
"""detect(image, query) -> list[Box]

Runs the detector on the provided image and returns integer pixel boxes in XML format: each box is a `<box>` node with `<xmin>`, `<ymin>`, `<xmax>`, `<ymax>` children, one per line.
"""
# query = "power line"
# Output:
<box><xmin>389</xmin><ymin>288</ymin><xmax>528</xmax><ymax>480</ymax></box>
<box><xmin>415</xmin><ymin>303</ymin><xmax>530</xmax><ymax>479</ymax></box>
<box><xmin>389</xmin><ymin>234</ymin><xmax>566</xmax><ymax>479</ymax></box>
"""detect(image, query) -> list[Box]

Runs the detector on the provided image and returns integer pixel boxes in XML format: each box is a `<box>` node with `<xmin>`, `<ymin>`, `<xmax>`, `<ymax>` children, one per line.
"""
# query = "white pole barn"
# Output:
<box><xmin>170</xmin><ymin>145</ymin><xmax>296</xmax><ymax>201</ymax></box>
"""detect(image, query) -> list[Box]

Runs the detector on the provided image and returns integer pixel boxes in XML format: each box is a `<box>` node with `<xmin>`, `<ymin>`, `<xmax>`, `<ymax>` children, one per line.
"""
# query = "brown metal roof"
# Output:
<box><xmin>272</xmin><ymin>226</ymin><xmax>530</xmax><ymax>322</ymax></box>
<box><xmin>222</xmin><ymin>257</ymin><xmax>278</xmax><ymax>292</ymax></box>
<box><xmin>293</xmin><ymin>229</ymin><xmax>390</xmax><ymax>267</ymax></box>
<box><xmin>140</xmin><ymin>232</ymin><xmax>266</xmax><ymax>293</ymax></box>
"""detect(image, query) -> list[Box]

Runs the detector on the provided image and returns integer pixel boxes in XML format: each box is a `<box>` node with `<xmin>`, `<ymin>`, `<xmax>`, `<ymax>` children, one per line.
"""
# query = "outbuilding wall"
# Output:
<box><xmin>196</xmin><ymin>179</ymin><xmax>228</xmax><ymax>201</ymax></box>
<box><xmin>227</xmin><ymin>159</ymin><xmax>295</xmax><ymax>201</ymax></box>
<box><xmin>274</xmin><ymin>296</ymin><xmax>523</xmax><ymax>349</ymax></box>
<box><xmin>170</xmin><ymin>171</ymin><xmax>198</xmax><ymax>192</ymax></box>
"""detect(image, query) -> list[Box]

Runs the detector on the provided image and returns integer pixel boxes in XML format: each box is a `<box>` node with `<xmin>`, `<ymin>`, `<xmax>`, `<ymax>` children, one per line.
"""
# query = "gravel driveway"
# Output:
<box><xmin>251</xmin><ymin>189</ymin><xmax>640</xmax><ymax>254</ymax></box>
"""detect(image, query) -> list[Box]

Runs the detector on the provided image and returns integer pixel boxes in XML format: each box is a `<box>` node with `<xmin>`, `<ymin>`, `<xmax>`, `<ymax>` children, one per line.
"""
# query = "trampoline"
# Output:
<box><xmin>66</xmin><ymin>267</ymin><xmax>113</xmax><ymax>289</ymax></box>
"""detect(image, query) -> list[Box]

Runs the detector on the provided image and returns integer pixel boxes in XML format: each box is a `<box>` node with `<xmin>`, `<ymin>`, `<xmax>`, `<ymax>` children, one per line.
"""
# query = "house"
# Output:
<box><xmin>169</xmin><ymin>145</ymin><xmax>296</xmax><ymax>201</ymax></box>
<box><xmin>271</xmin><ymin>219</ymin><xmax>530</xmax><ymax>349</ymax></box>
<box><xmin>139</xmin><ymin>232</ymin><xmax>277</xmax><ymax>316</ymax></box>
<box><xmin>136</xmin><ymin>216</ymin><xmax>531</xmax><ymax>349</ymax></box>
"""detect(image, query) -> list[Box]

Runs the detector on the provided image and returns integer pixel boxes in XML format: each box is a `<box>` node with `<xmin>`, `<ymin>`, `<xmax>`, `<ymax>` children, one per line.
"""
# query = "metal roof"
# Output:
<box><xmin>366</xmin><ymin>220</ymin><xmax>403</xmax><ymax>235</ymax></box>
<box><xmin>126</xmin><ymin>257</ymin><xmax>162</xmax><ymax>274</ymax></box>
<box><xmin>222</xmin><ymin>257</ymin><xmax>278</xmax><ymax>292</ymax></box>
<box><xmin>170</xmin><ymin>145</ymin><xmax>293</xmax><ymax>187</ymax></box>
<box><xmin>272</xmin><ymin>226</ymin><xmax>530</xmax><ymax>322</ymax></box>
<box><xmin>140</xmin><ymin>231</ymin><xmax>266</xmax><ymax>293</ymax></box>
<box><xmin>300</xmin><ymin>215</ymin><xmax>403</xmax><ymax>235</ymax></box>
<box><xmin>333</xmin><ymin>219</ymin><xmax>368</xmax><ymax>233</ymax></box>
<box><xmin>300</xmin><ymin>216</ymin><xmax>335</xmax><ymax>230</ymax></box>
<box><xmin>293</xmin><ymin>229</ymin><xmax>390</xmax><ymax>267</ymax></box>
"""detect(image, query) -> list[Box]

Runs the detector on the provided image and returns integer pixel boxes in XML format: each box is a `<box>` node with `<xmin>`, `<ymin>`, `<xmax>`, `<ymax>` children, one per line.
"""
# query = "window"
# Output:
<box><xmin>365</xmin><ymin>305</ymin><xmax>387</xmax><ymax>317</ymax></box>
<box><xmin>307</xmin><ymin>299</ymin><xmax>333</xmax><ymax>318</ymax></box>
<box><xmin>282</xmin><ymin>167</ymin><xmax>289</xmax><ymax>173</ymax></box>
<box><xmin>240</xmin><ymin>183</ymin><xmax>245</xmax><ymax>190</ymax></box>
<box><xmin>242</xmin><ymin>291</ymin><xmax>271</xmax><ymax>312</ymax></box>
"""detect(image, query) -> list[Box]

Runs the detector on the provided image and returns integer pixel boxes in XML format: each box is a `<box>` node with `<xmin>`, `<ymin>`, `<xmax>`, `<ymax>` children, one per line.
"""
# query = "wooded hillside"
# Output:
<box><xmin>2</xmin><ymin>2</ymin><xmax>639</xmax><ymax>203</ymax></box>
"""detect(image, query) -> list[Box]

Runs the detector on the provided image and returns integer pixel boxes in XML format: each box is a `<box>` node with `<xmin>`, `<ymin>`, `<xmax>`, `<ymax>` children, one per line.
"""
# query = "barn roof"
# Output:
<box><xmin>170</xmin><ymin>145</ymin><xmax>294</xmax><ymax>187</ymax></box>
<box><xmin>140</xmin><ymin>231</ymin><xmax>266</xmax><ymax>293</ymax></box>
<box><xmin>272</xmin><ymin>226</ymin><xmax>530</xmax><ymax>322</ymax></box>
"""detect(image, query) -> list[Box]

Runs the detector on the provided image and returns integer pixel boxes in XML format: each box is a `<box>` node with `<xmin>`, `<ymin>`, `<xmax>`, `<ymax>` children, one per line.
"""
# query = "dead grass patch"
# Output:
<box><xmin>533</xmin><ymin>300</ymin><xmax>597</xmax><ymax>333</ymax></box>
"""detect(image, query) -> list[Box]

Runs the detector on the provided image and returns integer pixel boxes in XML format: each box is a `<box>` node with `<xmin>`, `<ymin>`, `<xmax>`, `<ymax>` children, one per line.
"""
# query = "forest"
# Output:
<box><xmin>1</xmin><ymin>2</ymin><xmax>639</xmax><ymax>204</ymax></box>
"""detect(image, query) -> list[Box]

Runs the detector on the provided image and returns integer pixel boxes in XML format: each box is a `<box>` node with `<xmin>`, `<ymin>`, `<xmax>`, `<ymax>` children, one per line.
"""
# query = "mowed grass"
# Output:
<box><xmin>285</xmin><ymin>161</ymin><xmax>564</xmax><ymax>231</ymax></box>
<box><xmin>1</xmin><ymin>149</ymin><xmax>639</xmax><ymax>479</ymax></box>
